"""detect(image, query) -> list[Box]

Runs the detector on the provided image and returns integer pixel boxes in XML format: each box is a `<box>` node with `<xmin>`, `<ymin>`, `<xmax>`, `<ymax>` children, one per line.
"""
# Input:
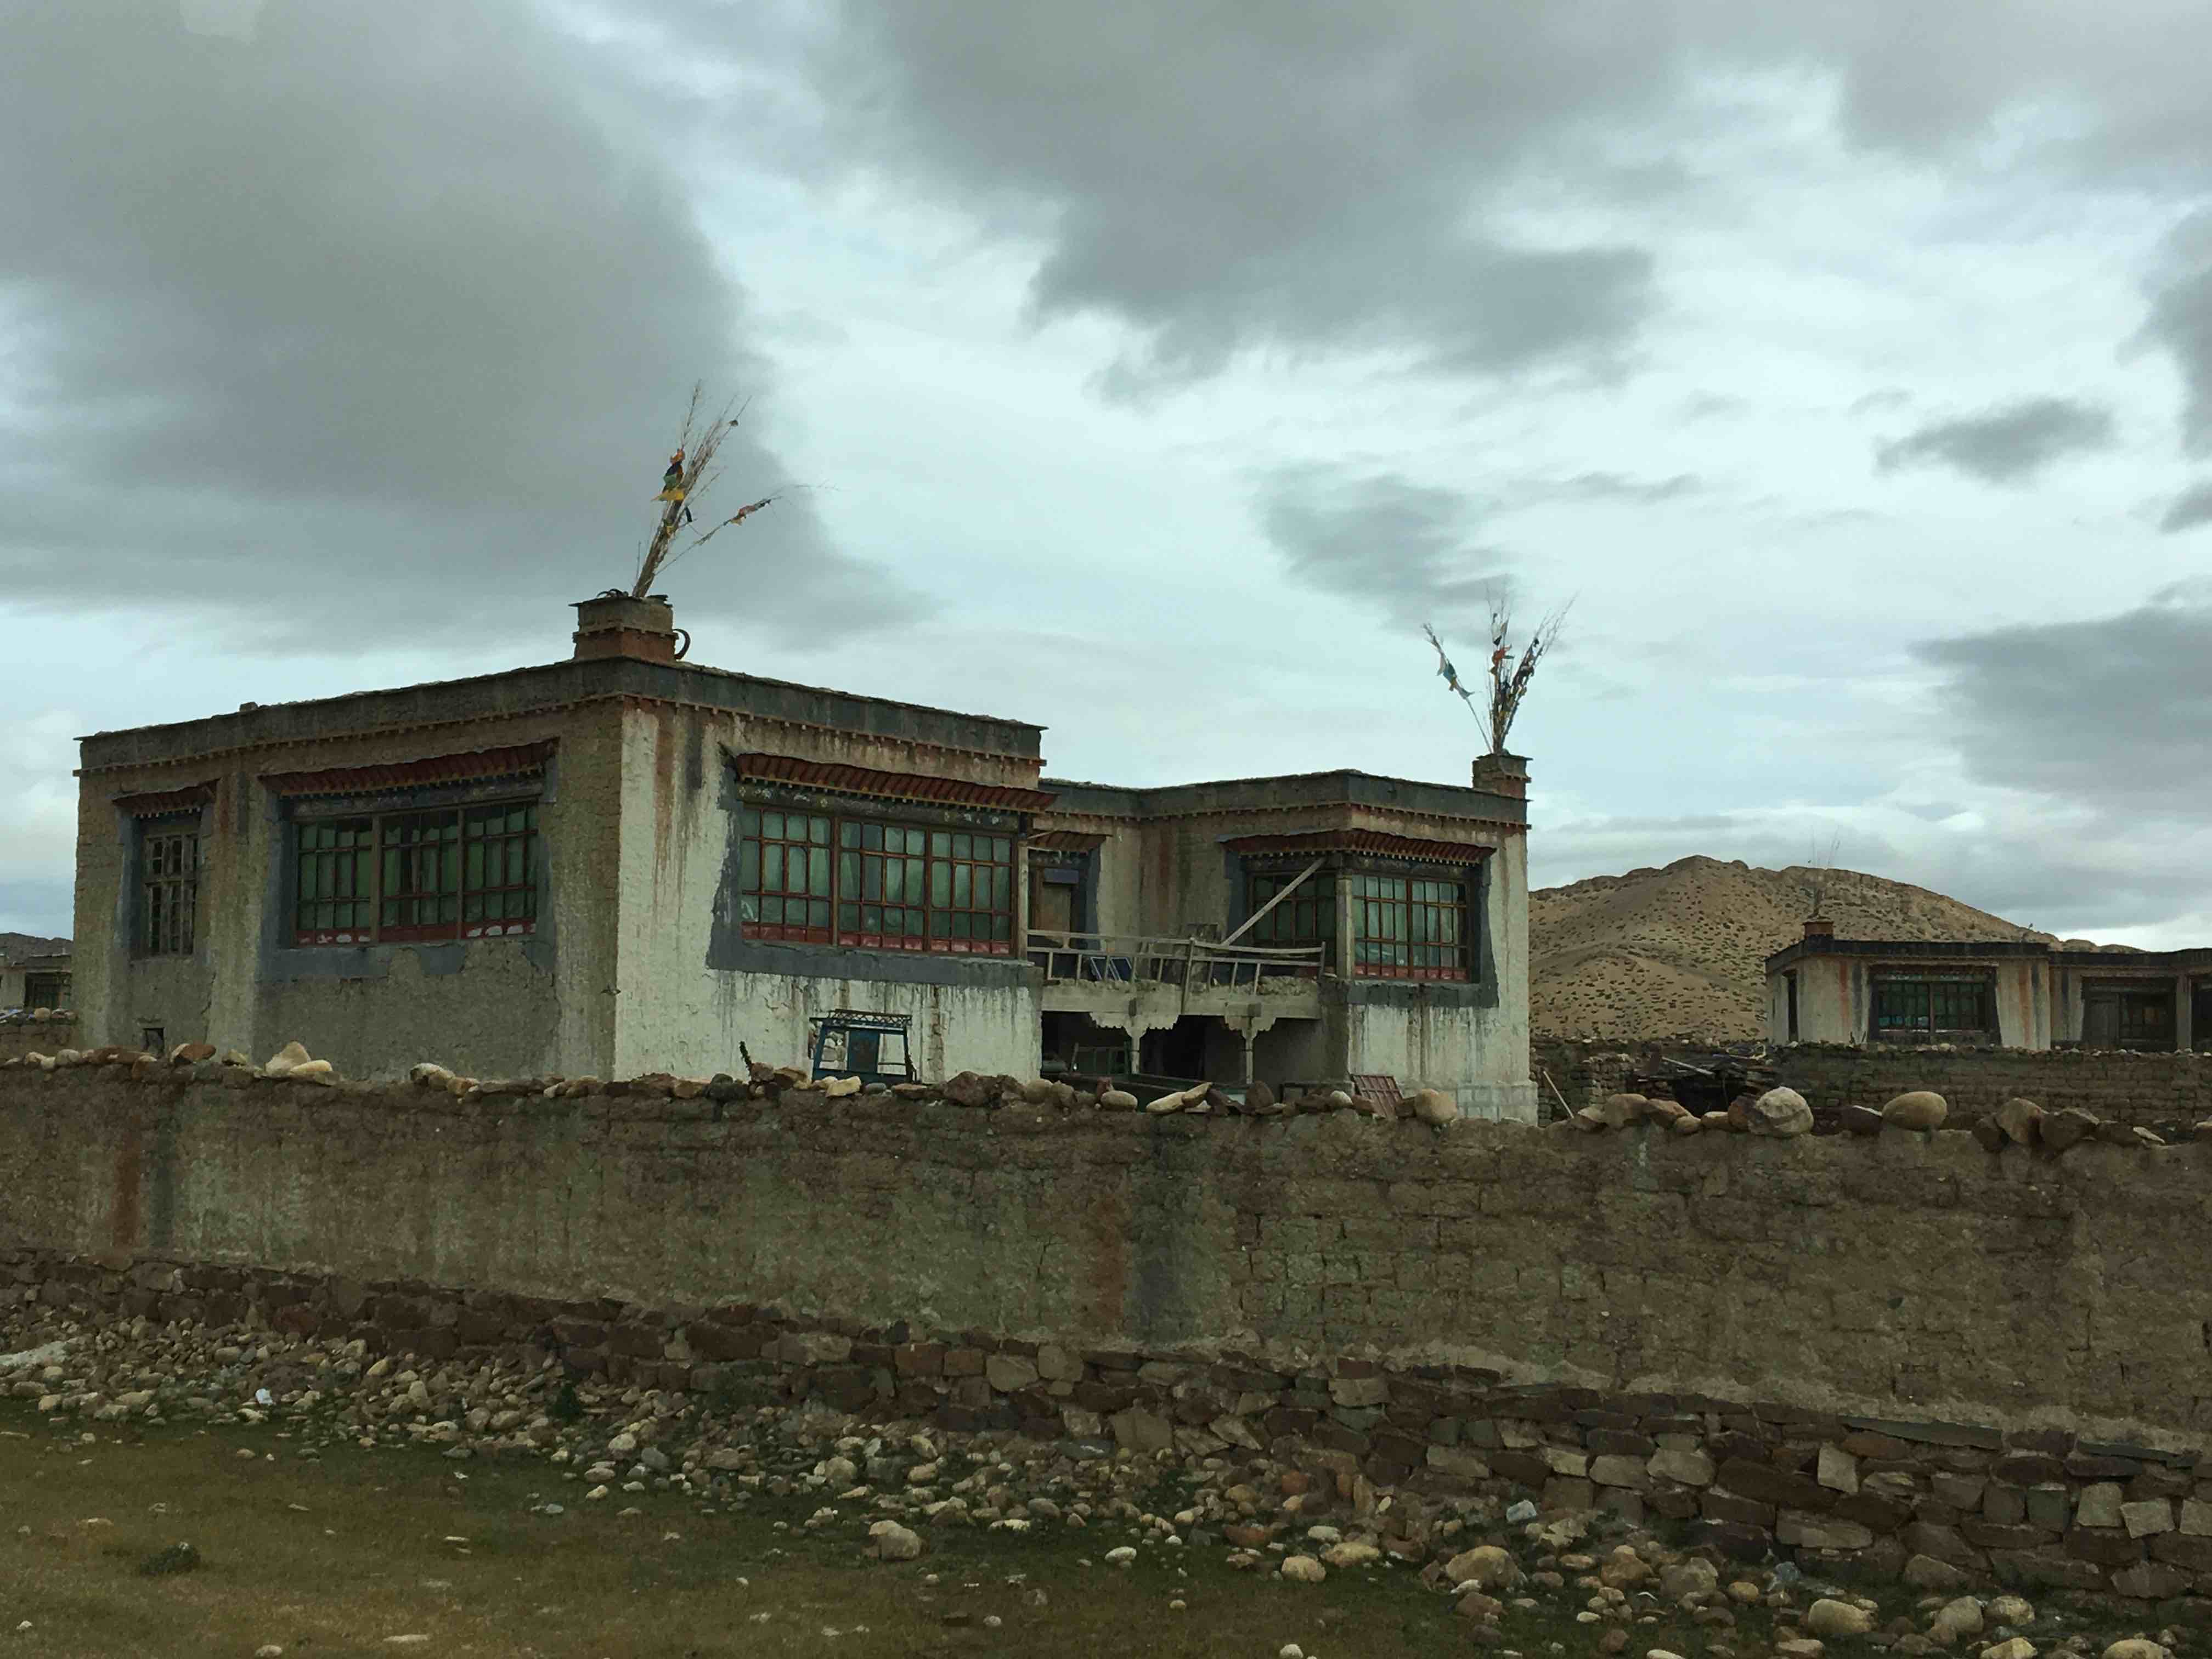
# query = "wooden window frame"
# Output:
<box><xmin>1348</xmin><ymin>868</ymin><xmax>1471</xmax><ymax>981</ymax></box>
<box><xmin>138</xmin><ymin>823</ymin><xmax>200</xmax><ymax>957</ymax></box>
<box><xmin>292</xmin><ymin>798</ymin><xmax>539</xmax><ymax>947</ymax></box>
<box><xmin>1870</xmin><ymin>971</ymin><xmax>1995</xmax><ymax>1040</ymax></box>
<box><xmin>1244</xmin><ymin>865</ymin><xmax>1337</xmax><ymax>973</ymax></box>
<box><xmin>738</xmin><ymin>804</ymin><xmax>1017</xmax><ymax>957</ymax></box>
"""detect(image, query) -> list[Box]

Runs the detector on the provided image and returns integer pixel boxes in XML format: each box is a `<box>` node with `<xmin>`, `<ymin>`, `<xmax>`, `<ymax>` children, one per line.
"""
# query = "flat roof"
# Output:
<box><xmin>80</xmin><ymin>653</ymin><xmax>1045</xmax><ymax>771</ymax></box>
<box><xmin>1042</xmin><ymin>768</ymin><xmax>1526</xmax><ymax>824</ymax></box>
<box><xmin>1765</xmin><ymin>936</ymin><xmax>2196</xmax><ymax>974</ymax></box>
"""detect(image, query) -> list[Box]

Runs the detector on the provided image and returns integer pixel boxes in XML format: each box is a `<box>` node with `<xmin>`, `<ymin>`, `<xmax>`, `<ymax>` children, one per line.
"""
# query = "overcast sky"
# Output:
<box><xmin>5</xmin><ymin>0</ymin><xmax>2212</xmax><ymax>945</ymax></box>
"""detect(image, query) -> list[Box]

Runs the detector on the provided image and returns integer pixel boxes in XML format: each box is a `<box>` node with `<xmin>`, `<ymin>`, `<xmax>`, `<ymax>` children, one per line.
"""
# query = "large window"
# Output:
<box><xmin>1349</xmin><ymin>872</ymin><xmax>1470</xmax><ymax>980</ymax></box>
<box><xmin>2084</xmin><ymin>985</ymin><xmax>2175</xmax><ymax>1052</ymax></box>
<box><xmin>738</xmin><ymin>805</ymin><xmax>1016</xmax><ymax>955</ymax></box>
<box><xmin>294</xmin><ymin>801</ymin><xmax>538</xmax><ymax>946</ymax></box>
<box><xmin>1246</xmin><ymin>869</ymin><xmax>1336</xmax><ymax>961</ymax></box>
<box><xmin>139</xmin><ymin>826</ymin><xmax>199</xmax><ymax>956</ymax></box>
<box><xmin>1871</xmin><ymin>972</ymin><xmax>1994</xmax><ymax>1040</ymax></box>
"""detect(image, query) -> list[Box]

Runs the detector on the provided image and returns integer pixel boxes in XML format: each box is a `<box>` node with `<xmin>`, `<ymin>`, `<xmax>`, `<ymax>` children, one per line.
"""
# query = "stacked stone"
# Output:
<box><xmin>1560</xmin><ymin>1082</ymin><xmax>2212</xmax><ymax>1153</ymax></box>
<box><xmin>1776</xmin><ymin>1045</ymin><xmax>2212</xmax><ymax>1138</ymax></box>
<box><xmin>0</xmin><ymin>1047</ymin><xmax>1472</xmax><ymax>1128</ymax></box>
<box><xmin>14</xmin><ymin>1236</ymin><xmax>2212</xmax><ymax>1610</ymax></box>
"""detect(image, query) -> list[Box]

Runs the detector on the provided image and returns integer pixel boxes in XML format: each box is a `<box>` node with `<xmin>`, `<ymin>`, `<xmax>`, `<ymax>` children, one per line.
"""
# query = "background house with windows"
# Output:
<box><xmin>0</xmin><ymin>945</ymin><xmax>72</xmax><ymax>1013</ymax></box>
<box><xmin>70</xmin><ymin>594</ymin><xmax>1533</xmax><ymax>1114</ymax></box>
<box><xmin>1764</xmin><ymin>919</ymin><xmax>2212</xmax><ymax>1051</ymax></box>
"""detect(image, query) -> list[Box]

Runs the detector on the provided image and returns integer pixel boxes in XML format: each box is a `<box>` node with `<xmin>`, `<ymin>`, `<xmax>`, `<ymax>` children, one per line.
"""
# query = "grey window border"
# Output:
<box><xmin>261</xmin><ymin>761</ymin><xmax>557</xmax><ymax>984</ymax></box>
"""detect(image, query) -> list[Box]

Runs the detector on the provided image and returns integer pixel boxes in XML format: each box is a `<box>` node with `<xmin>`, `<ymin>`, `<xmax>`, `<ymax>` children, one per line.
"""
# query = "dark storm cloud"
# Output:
<box><xmin>1874</xmin><ymin>399</ymin><xmax>2117</xmax><ymax>484</ymax></box>
<box><xmin>0</xmin><ymin>0</ymin><xmax>921</xmax><ymax>644</ymax></box>
<box><xmin>1257</xmin><ymin>472</ymin><xmax>1505</xmax><ymax>629</ymax></box>
<box><xmin>1912</xmin><ymin>591</ymin><xmax>2212</xmax><ymax>809</ymax></box>
<box><xmin>733</xmin><ymin>0</ymin><xmax>2212</xmax><ymax>402</ymax></box>
<box><xmin>2161</xmin><ymin>481</ymin><xmax>2212</xmax><ymax>533</ymax></box>
<box><xmin>2144</xmin><ymin>216</ymin><xmax>2212</xmax><ymax>453</ymax></box>
<box><xmin>818</xmin><ymin>3</ymin><xmax>1663</xmax><ymax>392</ymax></box>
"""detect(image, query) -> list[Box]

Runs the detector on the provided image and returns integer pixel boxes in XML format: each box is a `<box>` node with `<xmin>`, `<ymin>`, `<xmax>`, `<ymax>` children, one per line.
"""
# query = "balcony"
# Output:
<box><xmin>1027</xmin><ymin>931</ymin><xmax>1324</xmax><ymax>1024</ymax></box>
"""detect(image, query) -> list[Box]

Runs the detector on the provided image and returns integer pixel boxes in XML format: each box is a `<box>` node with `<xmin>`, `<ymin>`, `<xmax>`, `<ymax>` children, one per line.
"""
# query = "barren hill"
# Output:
<box><xmin>0</xmin><ymin>933</ymin><xmax>67</xmax><ymax>963</ymax></box>
<box><xmin>1530</xmin><ymin>857</ymin><xmax>2066</xmax><ymax>1042</ymax></box>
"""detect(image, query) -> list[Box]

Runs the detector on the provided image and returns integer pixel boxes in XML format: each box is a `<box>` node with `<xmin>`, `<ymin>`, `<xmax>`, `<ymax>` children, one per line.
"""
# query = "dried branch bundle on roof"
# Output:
<box><xmin>630</xmin><ymin>384</ymin><xmax>776</xmax><ymax>598</ymax></box>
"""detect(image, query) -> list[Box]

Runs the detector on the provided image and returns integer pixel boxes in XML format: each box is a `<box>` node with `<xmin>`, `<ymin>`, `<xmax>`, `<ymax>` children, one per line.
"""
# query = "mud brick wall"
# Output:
<box><xmin>11</xmin><ymin>1065</ymin><xmax>2212</xmax><ymax>1453</ymax></box>
<box><xmin>1776</xmin><ymin>1044</ymin><xmax>2212</xmax><ymax>1133</ymax></box>
<box><xmin>20</xmin><ymin>1059</ymin><xmax>2212</xmax><ymax>1598</ymax></box>
<box><xmin>0</xmin><ymin>1022</ymin><xmax>79</xmax><ymax>1065</ymax></box>
<box><xmin>1529</xmin><ymin>1040</ymin><xmax>1638</xmax><ymax>1120</ymax></box>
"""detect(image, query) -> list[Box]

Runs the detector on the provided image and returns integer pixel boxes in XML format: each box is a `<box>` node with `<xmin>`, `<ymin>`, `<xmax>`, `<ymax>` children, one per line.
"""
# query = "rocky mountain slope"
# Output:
<box><xmin>0</xmin><ymin>933</ymin><xmax>67</xmax><ymax>963</ymax></box>
<box><xmin>1529</xmin><ymin>856</ymin><xmax>2080</xmax><ymax>1042</ymax></box>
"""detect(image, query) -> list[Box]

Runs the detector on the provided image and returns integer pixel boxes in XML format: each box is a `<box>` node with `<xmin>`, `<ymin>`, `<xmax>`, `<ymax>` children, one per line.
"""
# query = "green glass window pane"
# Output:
<box><xmin>809</xmin><ymin>900</ymin><xmax>829</xmax><ymax>928</ymax></box>
<box><xmin>808</xmin><ymin>847</ymin><xmax>830</xmax><ymax>896</ymax></box>
<box><xmin>951</xmin><ymin>913</ymin><xmax>970</xmax><ymax>939</ymax></box>
<box><xmin>441</xmin><ymin>845</ymin><xmax>459</xmax><ymax>891</ymax></box>
<box><xmin>740</xmin><ymin>840</ymin><xmax>759</xmax><ymax>892</ymax></box>
<box><xmin>930</xmin><ymin>912</ymin><xmax>949</xmax><ymax>938</ymax></box>
<box><xmin>863</xmin><ymin>861</ymin><xmax>882</xmax><ymax>901</ymax></box>
<box><xmin>951</xmin><ymin>833</ymin><xmax>971</xmax><ymax>860</ymax></box>
<box><xmin>764</xmin><ymin>844</ymin><xmax>784</xmax><ymax>891</ymax></box>
<box><xmin>839</xmin><ymin>902</ymin><xmax>858</xmax><ymax>930</ymax></box>
<box><xmin>839</xmin><ymin>851</ymin><xmax>859</xmax><ymax>895</ymax></box>
<box><xmin>761</xmin><ymin>896</ymin><xmax>785</xmax><ymax>924</ymax></box>
<box><xmin>992</xmin><ymin>866</ymin><xmax>1011</xmax><ymax>909</ymax></box>
<box><xmin>931</xmin><ymin>831</ymin><xmax>949</xmax><ymax>858</ymax></box>
<box><xmin>883</xmin><ymin>861</ymin><xmax>903</xmax><ymax>903</ymax></box>
<box><xmin>465</xmin><ymin>895</ymin><xmax>483</xmax><ymax>923</ymax></box>
<box><xmin>840</xmin><ymin>821</ymin><xmax>859</xmax><ymax>848</ymax></box>
<box><xmin>810</xmin><ymin>816</ymin><xmax>830</xmax><ymax>846</ymax></box>
<box><xmin>862</xmin><ymin>823</ymin><xmax>882</xmax><ymax>851</ymax></box>
<box><xmin>930</xmin><ymin>864</ymin><xmax>951</xmax><ymax>906</ymax></box>
<box><xmin>507</xmin><ymin>840</ymin><xmax>525</xmax><ymax>884</ymax></box>
<box><xmin>952</xmin><ymin>866</ymin><xmax>970</xmax><ymax>907</ymax></box>
<box><xmin>744</xmin><ymin>809</ymin><xmax>763</xmax><ymax>837</ymax></box>
<box><xmin>466</xmin><ymin>843</ymin><xmax>484</xmax><ymax>889</ymax></box>
<box><xmin>862</xmin><ymin>904</ymin><xmax>882</xmax><ymax>932</ymax></box>
<box><xmin>906</xmin><ymin>858</ymin><xmax>923</xmax><ymax>898</ymax></box>
<box><xmin>764</xmin><ymin>811</ymin><xmax>784</xmax><ymax>840</ymax></box>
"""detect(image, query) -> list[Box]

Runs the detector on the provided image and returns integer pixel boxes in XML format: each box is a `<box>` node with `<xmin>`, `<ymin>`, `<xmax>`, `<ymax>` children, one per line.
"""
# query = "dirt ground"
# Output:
<box><xmin>0</xmin><ymin>1400</ymin><xmax>1507</xmax><ymax>1658</ymax></box>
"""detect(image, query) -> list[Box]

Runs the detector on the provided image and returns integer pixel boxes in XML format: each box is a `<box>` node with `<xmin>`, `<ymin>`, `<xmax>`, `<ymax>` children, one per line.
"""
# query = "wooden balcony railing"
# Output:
<box><xmin>1026</xmin><ymin>930</ymin><xmax>1324</xmax><ymax>993</ymax></box>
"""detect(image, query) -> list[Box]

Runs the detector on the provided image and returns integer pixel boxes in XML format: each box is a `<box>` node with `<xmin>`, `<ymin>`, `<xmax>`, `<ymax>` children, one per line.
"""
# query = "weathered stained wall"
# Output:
<box><xmin>0</xmin><ymin>1022</ymin><xmax>78</xmax><ymax>1064</ymax></box>
<box><xmin>8</xmin><ymin>1066</ymin><xmax>2212</xmax><ymax>1449</ymax></box>
<box><xmin>1776</xmin><ymin>1043</ymin><xmax>2212</xmax><ymax>1132</ymax></box>
<box><xmin>611</xmin><ymin>702</ymin><xmax>1042</xmax><ymax>1080</ymax></box>
<box><xmin>74</xmin><ymin>702</ymin><xmax>624</xmax><ymax>1081</ymax></box>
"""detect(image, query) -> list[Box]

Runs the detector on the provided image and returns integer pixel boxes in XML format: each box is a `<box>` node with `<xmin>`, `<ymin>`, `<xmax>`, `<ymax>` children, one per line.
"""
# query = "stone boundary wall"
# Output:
<box><xmin>1529</xmin><ymin>1040</ymin><xmax>1638</xmax><ymax>1120</ymax></box>
<box><xmin>13</xmin><ymin>1052</ymin><xmax>2212</xmax><ymax>1599</ymax></box>
<box><xmin>11</xmin><ymin>1243</ymin><xmax>2212</xmax><ymax>1602</ymax></box>
<box><xmin>0</xmin><ymin>1020</ymin><xmax>78</xmax><ymax>1064</ymax></box>
<box><xmin>1776</xmin><ymin>1045</ymin><xmax>2212</xmax><ymax>1135</ymax></box>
